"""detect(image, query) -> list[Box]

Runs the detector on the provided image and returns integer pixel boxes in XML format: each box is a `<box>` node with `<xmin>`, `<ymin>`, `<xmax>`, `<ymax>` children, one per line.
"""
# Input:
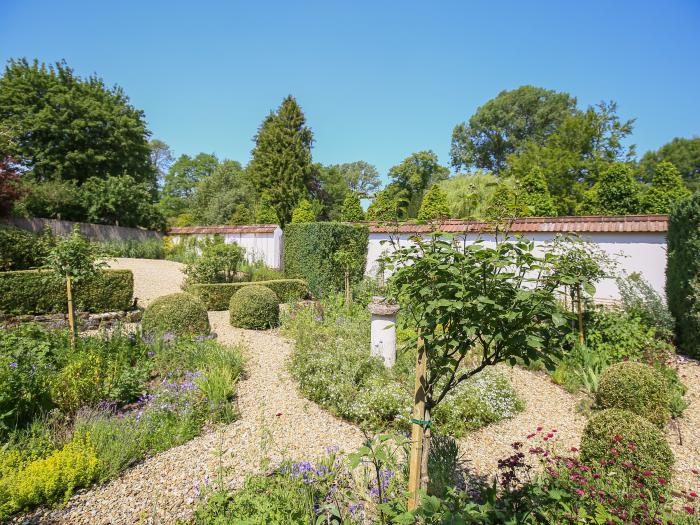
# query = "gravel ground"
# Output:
<box><xmin>12</xmin><ymin>259</ymin><xmax>700</xmax><ymax>522</ymax></box>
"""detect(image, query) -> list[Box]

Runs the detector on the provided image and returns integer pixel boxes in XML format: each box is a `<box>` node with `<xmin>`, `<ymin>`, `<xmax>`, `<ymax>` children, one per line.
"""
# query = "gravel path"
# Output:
<box><xmin>106</xmin><ymin>258</ymin><xmax>185</xmax><ymax>307</ymax></box>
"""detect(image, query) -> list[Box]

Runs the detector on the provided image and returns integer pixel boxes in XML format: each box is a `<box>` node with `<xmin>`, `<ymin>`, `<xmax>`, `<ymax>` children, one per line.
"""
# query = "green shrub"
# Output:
<box><xmin>141</xmin><ymin>293</ymin><xmax>210</xmax><ymax>337</ymax></box>
<box><xmin>0</xmin><ymin>226</ymin><xmax>54</xmax><ymax>271</ymax></box>
<box><xmin>0</xmin><ymin>269</ymin><xmax>133</xmax><ymax>315</ymax></box>
<box><xmin>595</xmin><ymin>362</ymin><xmax>671</xmax><ymax>427</ymax></box>
<box><xmin>666</xmin><ymin>192</ymin><xmax>700</xmax><ymax>357</ymax></box>
<box><xmin>584</xmin><ymin>308</ymin><xmax>664</xmax><ymax>363</ymax></box>
<box><xmin>229</xmin><ymin>285</ymin><xmax>279</xmax><ymax>329</ymax></box>
<box><xmin>580</xmin><ymin>409</ymin><xmax>674</xmax><ymax>485</ymax></box>
<box><xmin>283</xmin><ymin>222</ymin><xmax>368</xmax><ymax>297</ymax></box>
<box><xmin>95</xmin><ymin>238</ymin><xmax>164</xmax><ymax>259</ymax></box>
<box><xmin>616</xmin><ymin>272</ymin><xmax>674</xmax><ymax>338</ymax></box>
<box><xmin>183</xmin><ymin>242</ymin><xmax>244</xmax><ymax>284</ymax></box>
<box><xmin>188</xmin><ymin>279</ymin><xmax>308</xmax><ymax>310</ymax></box>
<box><xmin>427</xmin><ymin>435</ymin><xmax>459</xmax><ymax>498</ymax></box>
<box><xmin>251</xmin><ymin>266</ymin><xmax>285</xmax><ymax>281</ymax></box>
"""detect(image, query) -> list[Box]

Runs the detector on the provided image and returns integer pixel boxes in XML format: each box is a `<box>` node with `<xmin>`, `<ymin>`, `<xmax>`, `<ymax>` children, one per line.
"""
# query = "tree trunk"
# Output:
<box><xmin>66</xmin><ymin>275</ymin><xmax>76</xmax><ymax>346</ymax></box>
<box><xmin>407</xmin><ymin>335</ymin><xmax>427</xmax><ymax>511</ymax></box>
<box><xmin>576</xmin><ymin>283</ymin><xmax>584</xmax><ymax>344</ymax></box>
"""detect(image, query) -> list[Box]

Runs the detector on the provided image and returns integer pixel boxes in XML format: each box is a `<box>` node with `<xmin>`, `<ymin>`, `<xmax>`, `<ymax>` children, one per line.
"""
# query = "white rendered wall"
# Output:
<box><xmin>365</xmin><ymin>231</ymin><xmax>667</xmax><ymax>301</ymax></box>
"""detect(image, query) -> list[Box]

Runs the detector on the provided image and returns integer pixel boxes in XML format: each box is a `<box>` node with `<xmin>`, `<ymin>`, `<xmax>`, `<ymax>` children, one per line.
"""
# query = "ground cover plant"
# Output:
<box><xmin>0</xmin><ymin>323</ymin><xmax>244</xmax><ymax>520</ymax></box>
<box><xmin>284</xmin><ymin>294</ymin><xmax>523</xmax><ymax>436</ymax></box>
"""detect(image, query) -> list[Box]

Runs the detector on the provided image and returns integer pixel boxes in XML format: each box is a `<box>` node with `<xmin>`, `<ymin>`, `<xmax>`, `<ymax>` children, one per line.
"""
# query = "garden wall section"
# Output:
<box><xmin>1</xmin><ymin>217</ymin><xmax>162</xmax><ymax>241</ymax></box>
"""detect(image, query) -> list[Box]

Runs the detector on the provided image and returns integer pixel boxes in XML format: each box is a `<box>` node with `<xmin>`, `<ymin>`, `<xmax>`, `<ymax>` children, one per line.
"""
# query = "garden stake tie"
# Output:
<box><xmin>407</xmin><ymin>334</ymin><xmax>427</xmax><ymax>511</ymax></box>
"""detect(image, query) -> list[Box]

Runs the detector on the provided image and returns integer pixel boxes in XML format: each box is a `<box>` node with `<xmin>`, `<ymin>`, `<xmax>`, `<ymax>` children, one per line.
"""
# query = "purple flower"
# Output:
<box><xmin>147</xmin><ymin>351</ymin><xmax>155</xmax><ymax>357</ymax></box>
<box><xmin>162</xmin><ymin>332</ymin><xmax>176</xmax><ymax>343</ymax></box>
<box><xmin>8</xmin><ymin>362</ymin><xmax>17</xmax><ymax>369</ymax></box>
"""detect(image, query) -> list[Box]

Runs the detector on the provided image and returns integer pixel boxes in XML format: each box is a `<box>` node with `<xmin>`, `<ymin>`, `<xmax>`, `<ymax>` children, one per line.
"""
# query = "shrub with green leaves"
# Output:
<box><xmin>189</xmin><ymin>279</ymin><xmax>308</xmax><ymax>310</ymax></box>
<box><xmin>283</xmin><ymin>222</ymin><xmax>368</xmax><ymax>297</ymax></box>
<box><xmin>616</xmin><ymin>272</ymin><xmax>674</xmax><ymax>338</ymax></box>
<box><xmin>141</xmin><ymin>293</ymin><xmax>210</xmax><ymax>337</ymax></box>
<box><xmin>0</xmin><ymin>226</ymin><xmax>54</xmax><ymax>271</ymax></box>
<box><xmin>95</xmin><ymin>238</ymin><xmax>164</xmax><ymax>259</ymax></box>
<box><xmin>229</xmin><ymin>285</ymin><xmax>279</xmax><ymax>329</ymax></box>
<box><xmin>580</xmin><ymin>409</ymin><xmax>674</xmax><ymax>486</ymax></box>
<box><xmin>595</xmin><ymin>362</ymin><xmax>672</xmax><ymax>427</ymax></box>
<box><xmin>666</xmin><ymin>192</ymin><xmax>700</xmax><ymax>358</ymax></box>
<box><xmin>184</xmin><ymin>242</ymin><xmax>245</xmax><ymax>285</ymax></box>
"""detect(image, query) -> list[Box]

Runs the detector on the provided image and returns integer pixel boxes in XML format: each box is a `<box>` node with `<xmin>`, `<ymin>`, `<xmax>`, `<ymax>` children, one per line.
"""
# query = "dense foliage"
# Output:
<box><xmin>417</xmin><ymin>184</ymin><xmax>450</xmax><ymax>221</ymax></box>
<box><xmin>141</xmin><ymin>293</ymin><xmax>210</xmax><ymax>337</ymax></box>
<box><xmin>0</xmin><ymin>225</ymin><xmax>54</xmax><ymax>270</ymax></box>
<box><xmin>188</xmin><ymin>279</ymin><xmax>308</xmax><ymax>310</ymax></box>
<box><xmin>229</xmin><ymin>285</ymin><xmax>280</xmax><ymax>329</ymax></box>
<box><xmin>666</xmin><ymin>192</ymin><xmax>700</xmax><ymax>358</ymax></box>
<box><xmin>183</xmin><ymin>242</ymin><xmax>244</xmax><ymax>285</ymax></box>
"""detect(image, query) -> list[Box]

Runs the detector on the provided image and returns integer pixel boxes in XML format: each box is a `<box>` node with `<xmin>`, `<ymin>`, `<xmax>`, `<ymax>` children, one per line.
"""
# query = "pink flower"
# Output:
<box><xmin>575</xmin><ymin>489</ymin><xmax>584</xmax><ymax>496</ymax></box>
<box><xmin>613</xmin><ymin>434</ymin><xmax>622</xmax><ymax>443</ymax></box>
<box><xmin>692</xmin><ymin>469</ymin><xmax>699</xmax><ymax>475</ymax></box>
<box><xmin>690</xmin><ymin>491</ymin><xmax>698</xmax><ymax>498</ymax></box>
<box><xmin>551</xmin><ymin>428</ymin><xmax>558</xmax><ymax>433</ymax></box>
<box><xmin>658</xmin><ymin>477</ymin><xmax>667</xmax><ymax>485</ymax></box>
<box><xmin>642</xmin><ymin>471</ymin><xmax>652</xmax><ymax>477</ymax></box>
<box><xmin>536</xmin><ymin>426</ymin><xmax>543</xmax><ymax>432</ymax></box>
<box><xmin>684</xmin><ymin>506</ymin><xmax>695</xmax><ymax>515</ymax></box>
<box><xmin>527</xmin><ymin>433</ymin><xmax>536</xmax><ymax>439</ymax></box>
<box><xmin>570</xmin><ymin>447</ymin><xmax>578</xmax><ymax>453</ymax></box>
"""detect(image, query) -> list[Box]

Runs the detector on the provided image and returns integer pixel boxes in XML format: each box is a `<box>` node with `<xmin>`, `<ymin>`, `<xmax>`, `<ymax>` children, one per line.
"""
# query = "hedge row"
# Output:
<box><xmin>0</xmin><ymin>270</ymin><xmax>134</xmax><ymax>315</ymax></box>
<box><xmin>188</xmin><ymin>279</ymin><xmax>309</xmax><ymax>310</ymax></box>
<box><xmin>283</xmin><ymin>222</ymin><xmax>369</xmax><ymax>297</ymax></box>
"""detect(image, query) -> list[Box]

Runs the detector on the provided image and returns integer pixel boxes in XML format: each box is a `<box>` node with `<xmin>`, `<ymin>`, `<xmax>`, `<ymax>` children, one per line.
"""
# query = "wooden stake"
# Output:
<box><xmin>407</xmin><ymin>334</ymin><xmax>427</xmax><ymax>511</ymax></box>
<box><xmin>66</xmin><ymin>275</ymin><xmax>76</xmax><ymax>345</ymax></box>
<box><xmin>576</xmin><ymin>283</ymin><xmax>584</xmax><ymax>344</ymax></box>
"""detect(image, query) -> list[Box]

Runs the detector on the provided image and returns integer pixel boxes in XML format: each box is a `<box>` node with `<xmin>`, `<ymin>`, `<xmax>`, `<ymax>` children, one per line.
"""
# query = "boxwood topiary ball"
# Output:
<box><xmin>229</xmin><ymin>285</ymin><xmax>279</xmax><ymax>329</ymax></box>
<box><xmin>141</xmin><ymin>292</ymin><xmax>210</xmax><ymax>337</ymax></box>
<box><xmin>596</xmin><ymin>361</ymin><xmax>671</xmax><ymax>427</ymax></box>
<box><xmin>580</xmin><ymin>409</ymin><xmax>674</xmax><ymax>486</ymax></box>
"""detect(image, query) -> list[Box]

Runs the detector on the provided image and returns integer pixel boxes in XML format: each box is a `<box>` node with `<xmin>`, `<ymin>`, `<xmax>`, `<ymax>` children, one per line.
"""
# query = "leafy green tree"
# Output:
<box><xmin>149</xmin><ymin>139</ymin><xmax>175</xmax><ymax>188</ymax></box>
<box><xmin>0</xmin><ymin>59</ymin><xmax>154</xmax><ymax>188</ymax></box>
<box><xmin>366</xmin><ymin>183</ymin><xmax>410</xmax><ymax>221</ymax></box>
<box><xmin>438</xmin><ymin>172</ymin><xmax>516</xmax><ymax>219</ymax></box>
<box><xmin>14</xmin><ymin>179</ymin><xmax>84</xmax><ymax>220</ymax></box>
<box><xmin>255</xmin><ymin>193</ymin><xmax>279</xmax><ymax>224</ymax></box>
<box><xmin>450</xmin><ymin>85</ymin><xmax>578</xmax><ymax>174</ymax></box>
<box><xmin>0</xmin><ymin>158</ymin><xmax>21</xmax><ymax>216</ymax></box>
<box><xmin>387</xmin><ymin>151</ymin><xmax>450</xmax><ymax>217</ymax></box>
<box><xmin>506</xmin><ymin>102</ymin><xmax>636</xmax><ymax>215</ymax></box>
<box><xmin>581</xmin><ymin>163</ymin><xmax>643</xmax><ymax>215</ymax></box>
<box><xmin>418</xmin><ymin>184</ymin><xmax>451</xmax><ymax>221</ymax></box>
<box><xmin>641</xmin><ymin>161</ymin><xmax>692</xmax><ymax>214</ymax></box>
<box><xmin>483</xmin><ymin>183</ymin><xmax>528</xmax><ymax>222</ymax></box>
<box><xmin>518</xmin><ymin>166</ymin><xmax>557</xmax><ymax>216</ymax></box>
<box><xmin>340</xmin><ymin>192</ymin><xmax>365</xmax><ymax>222</ymax></box>
<box><xmin>315</xmin><ymin>164</ymin><xmax>349</xmax><ymax>220</ymax></box>
<box><xmin>640</xmin><ymin>137</ymin><xmax>700</xmax><ymax>190</ymax></box>
<box><xmin>248</xmin><ymin>96</ymin><xmax>315</xmax><ymax>225</ymax></box>
<box><xmin>159</xmin><ymin>153</ymin><xmax>219</xmax><ymax>219</ymax></box>
<box><xmin>291</xmin><ymin>198</ymin><xmax>317</xmax><ymax>224</ymax></box>
<box><xmin>81</xmin><ymin>175</ymin><xmax>165</xmax><ymax>230</ymax></box>
<box><xmin>335</xmin><ymin>161</ymin><xmax>381</xmax><ymax>197</ymax></box>
<box><xmin>190</xmin><ymin>160</ymin><xmax>254</xmax><ymax>225</ymax></box>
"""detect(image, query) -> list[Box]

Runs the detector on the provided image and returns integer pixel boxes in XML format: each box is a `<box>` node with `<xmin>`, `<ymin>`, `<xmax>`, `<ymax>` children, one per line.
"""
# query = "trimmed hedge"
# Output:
<box><xmin>0</xmin><ymin>269</ymin><xmax>133</xmax><ymax>315</ymax></box>
<box><xmin>283</xmin><ymin>222</ymin><xmax>369</xmax><ymax>297</ymax></box>
<box><xmin>188</xmin><ymin>280</ymin><xmax>309</xmax><ymax>310</ymax></box>
<box><xmin>580</xmin><ymin>409</ymin><xmax>674</xmax><ymax>485</ymax></box>
<box><xmin>595</xmin><ymin>362</ymin><xmax>671</xmax><ymax>427</ymax></box>
<box><xmin>141</xmin><ymin>292</ymin><xmax>210</xmax><ymax>337</ymax></box>
<box><xmin>666</xmin><ymin>192</ymin><xmax>700</xmax><ymax>358</ymax></box>
<box><xmin>229</xmin><ymin>285</ymin><xmax>279</xmax><ymax>329</ymax></box>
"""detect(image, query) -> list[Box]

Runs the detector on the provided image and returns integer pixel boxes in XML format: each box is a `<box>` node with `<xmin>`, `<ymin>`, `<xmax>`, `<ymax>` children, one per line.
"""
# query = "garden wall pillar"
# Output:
<box><xmin>368</xmin><ymin>298</ymin><xmax>399</xmax><ymax>367</ymax></box>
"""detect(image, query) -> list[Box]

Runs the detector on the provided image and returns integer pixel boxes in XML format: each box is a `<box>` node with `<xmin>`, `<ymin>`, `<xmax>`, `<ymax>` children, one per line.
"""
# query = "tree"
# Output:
<box><xmin>450</xmin><ymin>86</ymin><xmax>578</xmax><ymax>174</ymax></box>
<box><xmin>248</xmin><ymin>96</ymin><xmax>315</xmax><ymax>226</ymax></box>
<box><xmin>291</xmin><ymin>198</ymin><xmax>317</xmax><ymax>223</ymax></box>
<box><xmin>519</xmin><ymin>166</ymin><xmax>557</xmax><ymax>216</ymax></box>
<box><xmin>417</xmin><ymin>184</ymin><xmax>450</xmax><ymax>221</ymax></box>
<box><xmin>641</xmin><ymin>161</ymin><xmax>692</xmax><ymax>214</ymax></box>
<box><xmin>0</xmin><ymin>158</ymin><xmax>21</xmax><ymax>216</ymax></box>
<box><xmin>640</xmin><ymin>137</ymin><xmax>700</xmax><ymax>191</ymax></box>
<box><xmin>255</xmin><ymin>193</ymin><xmax>279</xmax><ymax>224</ymax></box>
<box><xmin>581</xmin><ymin>163</ymin><xmax>643</xmax><ymax>215</ymax></box>
<box><xmin>149</xmin><ymin>139</ymin><xmax>175</xmax><ymax>188</ymax></box>
<box><xmin>506</xmin><ymin>102</ymin><xmax>636</xmax><ymax>215</ymax></box>
<box><xmin>340</xmin><ymin>192</ymin><xmax>365</xmax><ymax>222</ymax></box>
<box><xmin>316</xmin><ymin>164</ymin><xmax>349</xmax><ymax>220</ymax></box>
<box><xmin>81</xmin><ymin>175</ymin><xmax>166</xmax><ymax>230</ymax></box>
<box><xmin>335</xmin><ymin>161</ymin><xmax>381</xmax><ymax>197</ymax></box>
<box><xmin>387</xmin><ymin>151</ymin><xmax>450</xmax><ymax>217</ymax></box>
<box><xmin>159</xmin><ymin>153</ymin><xmax>219</xmax><ymax>219</ymax></box>
<box><xmin>14</xmin><ymin>178</ymin><xmax>84</xmax><ymax>220</ymax></box>
<box><xmin>384</xmin><ymin>235</ymin><xmax>569</xmax><ymax>503</ymax></box>
<box><xmin>0</xmin><ymin>59</ymin><xmax>155</xmax><ymax>188</ymax></box>
<box><xmin>366</xmin><ymin>183</ymin><xmax>410</xmax><ymax>221</ymax></box>
<box><xmin>438</xmin><ymin>172</ymin><xmax>516</xmax><ymax>219</ymax></box>
<box><xmin>190</xmin><ymin>160</ymin><xmax>254</xmax><ymax>225</ymax></box>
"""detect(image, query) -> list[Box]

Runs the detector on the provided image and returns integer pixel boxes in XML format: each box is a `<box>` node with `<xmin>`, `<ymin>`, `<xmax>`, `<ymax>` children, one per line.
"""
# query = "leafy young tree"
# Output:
<box><xmin>255</xmin><ymin>193</ymin><xmax>279</xmax><ymax>224</ymax></box>
<box><xmin>159</xmin><ymin>153</ymin><xmax>219</xmax><ymax>219</ymax></box>
<box><xmin>518</xmin><ymin>166</ymin><xmax>557</xmax><ymax>217</ymax></box>
<box><xmin>340</xmin><ymin>192</ymin><xmax>365</xmax><ymax>222</ymax></box>
<box><xmin>190</xmin><ymin>160</ymin><xmax>254</xmax><ymax>225</ymax></box>
<box><xmin>149</xmin><ymin>139</ymin><xmax>175</xmax><ymax>188</ymax></box>
<box><xmin>450</xmin><ymin>85</ymin><xmax>578</xmax><ymax>174</ymax></box>
<box><xmin>315</xmin><ymin>164</ymin><xmax>349</xmax><ymax>220</ymax></box>
<box><xmin>438</xmin><ymin>172</ymin><xmax>516</xmax><ymax>219</ymax></box>
<box><xmin>291</xmin><ymin>198</ymin><xmax>317</xmax><ymax>224</ymax></box>
<box><xmin>0</xmin><ymin>59</ymin><xmax>155</xmax><ymax>188</ymax></box>
<box><xmin>387</xmin><ymin>151</ymin><xmax>450</xmax><ymax>217</ymax></box>
<box><xmin>417</xmin><ymin>184</ymin><xmax>451</xmax><ymax>221</ymax></box>
<box><xmin>248</xmin><ymin>96</ymin><xmax>315</xmax><ymax>226</ymax></box>
<box><xmin>581</xmin><ymin>163</ymin><xmax>643</xmax><ymax>215</ymax></box>
<box><xmin>335</xmin><ymin>161</ymin><xmax>381</xmax><ymax>197</ymax></box>
<box><xmin>384</xmin><ymin>235</ymin><xmax>569</xmax><ymax>496</ymax></box>
<box><xmin>14</xmin><ymin>178</ymin><xmax>84</xmax><ymax>221</ymax></box>
<box><xmin>640</xmin><ymin>137</ymin><xmax>700</xmax><ymax>190</ymax></box>
<box><xmin>0</xmin><ymin>157</ymin><xmax>21</xmax><ymax>216</ymax></box>
<box><xmin>366</xmin><ymin>183</ymin><xmax>410</xmax><ymax>221</ymax></box>
<box><xmin>641</xmin><ymin>161</ymin><xmax>691</xmax><ymax>214</ymax></box>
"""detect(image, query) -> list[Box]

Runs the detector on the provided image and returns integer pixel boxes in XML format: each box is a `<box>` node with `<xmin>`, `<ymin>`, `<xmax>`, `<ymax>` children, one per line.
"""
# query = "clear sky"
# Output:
<box><xmin>1</xmin><ymin>0</ymin><xmax>699</xmax><ymax>181</ymax></box>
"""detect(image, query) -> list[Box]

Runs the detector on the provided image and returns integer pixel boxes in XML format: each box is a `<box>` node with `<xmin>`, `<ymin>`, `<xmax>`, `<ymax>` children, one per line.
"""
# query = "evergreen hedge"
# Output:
<box><xmin>229</xmin><ymin>285</ymin><xmax>279</xmax><ymax>329</ymax></box>
<box><xmin>188</xmin><ymin>279</ymin><xmax>309</xmax><ymax>310</ymax></box>
<box><xmin>0</xmin><ymin>269</ymin><xmax>133</xmax><ymax>315</ymax></box>
<box><xmin>141</xmin><ymin>292</ymin><xmax>210</xmax><ymax>337</ymax></box>
<box><xmin>283</xmin><ymin>222</ymin><xmax>369</xmax><ymax>297</ymax></box>
<box><xmin>666</xmin><ymin>192</ymin><xmax>700</xmax><ymax>358</ymax></box>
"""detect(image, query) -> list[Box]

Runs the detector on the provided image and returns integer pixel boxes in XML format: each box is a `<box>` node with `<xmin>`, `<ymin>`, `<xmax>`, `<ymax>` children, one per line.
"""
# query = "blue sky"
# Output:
<box><xmin>1</xmin><ymin>0</ymin><xmax>699</xmax><ymax>182</ymax></box>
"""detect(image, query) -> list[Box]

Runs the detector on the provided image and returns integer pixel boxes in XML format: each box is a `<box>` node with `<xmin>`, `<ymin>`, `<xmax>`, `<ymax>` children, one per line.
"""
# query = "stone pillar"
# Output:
<box><xmin>368</xmin><ymin>297</ymin><xmax>400</xmax><ymax>367</ymax></box>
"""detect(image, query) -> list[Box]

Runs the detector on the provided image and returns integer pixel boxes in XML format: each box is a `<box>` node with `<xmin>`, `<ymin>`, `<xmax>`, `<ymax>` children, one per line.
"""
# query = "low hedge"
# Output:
<box><xmin>188</xmin><ymin>280</ymin><xmax>309</xmax><ymax>310</ymax></box>
<box><xmin>141</xmin><ymin>292</ymin><xmax>210</xmax><ymax>337</ymax></box>
<box><xmin>0</xmin><ymin>270</ymin><xmax>133</xmax><ymax>315</ymax></box>
<box><xmin>229</xmin><ymin>285</ymin><xmax>279</xmax><ymax>329</ymax></box>
<box><xmin>596</xmin><ymin>362</ymin><xmax>671</xmax><ymax>427</ymax></box>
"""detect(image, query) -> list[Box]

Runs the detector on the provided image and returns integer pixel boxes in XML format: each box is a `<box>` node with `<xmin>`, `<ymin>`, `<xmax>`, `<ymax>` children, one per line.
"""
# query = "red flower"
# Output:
<box><xmin>575</xmin><ymin>489</ymin><xmax>584</xmax><ymax>496</ymax></box>
<box><xmin>684</xmin><ymin>506</ymin><xmax>695</xmax><ymax>515</ymax></box>
<box><xmin>551</xmin><ymin>428</ymin><xmax>558</xmax><ymax>433</ymax></box>
<box><xmin>658</xmin><ymin>477</ymin><xmax>667</xmax><ymax>485</ymax></box>
<box><xmin>692</xmin><ymin>469</ymin><xmax>699</xmax><ymax>475</ymax></box>
<box><xmin>690</xmin><ymin>492</ymin><xmax>698</xmax><ymax>498</ymax></box>
<box><xmin>642</xmin><ymin>471</ymin><xmax>652</xmax><ymax>477</ymax></box>
<box><xmin>536</xmin><ymin>426</ymin><xmax>543</xmax><ymax>432</ymax></box>
<box><xmin>527</xmin><ymin>433</ymin><xmax>536</xmax><ymax>439</ymax></box>
<box><xmin>613</xmin><ymin>434</ymin><xmax>623</xmax><ymax>443</ymax></box>
<box><xmin>570</xmin><ymin>447</ymin><xmax>578</xmax><ymax>452</ymax></box>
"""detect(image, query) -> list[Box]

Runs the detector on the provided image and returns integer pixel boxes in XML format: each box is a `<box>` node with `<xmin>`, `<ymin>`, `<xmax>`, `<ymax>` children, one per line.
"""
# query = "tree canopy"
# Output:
<box><xmin>640</xmin><ymin>137</ymin><xmax>700</xmax><ymax>191</ymax></box>
<box><xmin>417</xmin><ymin>184</ymin><xmax>451</xmax><ymax>221</ymax></box>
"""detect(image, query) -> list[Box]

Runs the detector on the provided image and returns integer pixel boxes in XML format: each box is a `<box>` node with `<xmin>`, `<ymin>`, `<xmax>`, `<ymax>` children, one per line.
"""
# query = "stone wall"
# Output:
<box><xmin>1</xmin><ymin>217</ymin><xmax>162</xmax><ymax>241</ymax></box>
<box><xmin>0</xmin><ymin>309</ymin><xmax>143</xmax><ymax>331</ymax></box>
